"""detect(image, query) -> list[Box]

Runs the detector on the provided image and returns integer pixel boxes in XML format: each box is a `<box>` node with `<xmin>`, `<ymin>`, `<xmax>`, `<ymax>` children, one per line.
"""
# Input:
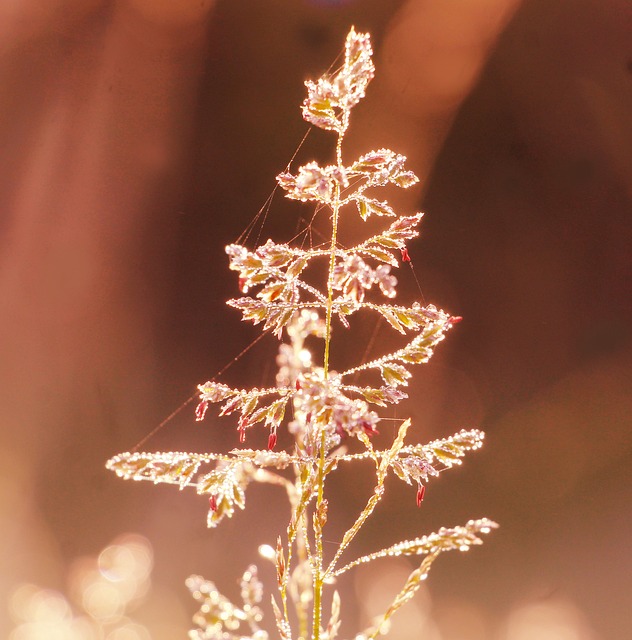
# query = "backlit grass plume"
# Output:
<box><xmin>107</xmin><ymin>28</ymin><xmax>497</xmax><ymax>640</ymax></box>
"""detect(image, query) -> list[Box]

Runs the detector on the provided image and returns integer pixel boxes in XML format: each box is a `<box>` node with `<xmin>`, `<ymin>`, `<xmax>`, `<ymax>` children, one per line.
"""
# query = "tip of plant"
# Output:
<box><xmin>400</xmin><ymin>247</ymin><xmax>411</xmax><ymax>262</ymax></box>
<box><xmin>416</xmin><ymin>485</ymin><xmax>426</xmax><ymax>507</ymax></box>
<box><xmin>268</xmin><ymin>432</ymin><xmax>278</xmax><ymax>450</ymax></box>
<box><xmin>449</xmin><ymin>316</ymin><xmax>463</xmax><ymax>325</ymax></box>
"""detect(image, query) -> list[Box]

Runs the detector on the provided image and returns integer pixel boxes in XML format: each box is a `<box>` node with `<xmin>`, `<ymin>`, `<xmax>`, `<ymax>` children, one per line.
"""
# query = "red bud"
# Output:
<box><xmin>195</xmin><ymin>401</ymin><xmax>209</xmax><ymax>421</ymax></box>
<box><xmin>209</xmin><ymin>495</ymin><xmax>218</xmax><ymax>511</ymax></box>
<box><xmin>268</xmin><ymin>431</ymin><xmax>277</xmax><ymax>450</ymax></box>
<box><xmin>400</xmin><ymin>247</ymin><xmax>411</xmax><ymax>262</ymax></box>
<box><xmin>416</xmin><ymin>485</ymin><xmax>426</xmax><ymax>507</ymax></box>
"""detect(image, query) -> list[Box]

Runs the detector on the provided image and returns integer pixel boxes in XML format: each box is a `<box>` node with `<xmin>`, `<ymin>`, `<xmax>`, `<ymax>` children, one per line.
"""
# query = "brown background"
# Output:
<box><xmin>1</xmin><ymin>1</ymin><xmax>630</xmax><ymax>638</ymax></box>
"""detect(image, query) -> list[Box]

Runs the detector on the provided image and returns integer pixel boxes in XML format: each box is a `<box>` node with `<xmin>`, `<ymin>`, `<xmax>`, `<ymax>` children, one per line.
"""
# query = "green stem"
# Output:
<box><xmin>312</xmin><ymin>427</ymin><xmax>328</xmax><ymax>640</ymax></box>
<box><xmin>325</xmin><ymin>484</ymin><xmax>384</xmax><ymax>578</ymax></box>
<box><xmin>314</xmin><ymin>134</ymin><xmax>344</xmax><ymax>640</ymax></box>
<box><xmin>322</xmin><ymin>136</ymin><xmax>343</xmax><ymax>380</ymax></box>
<box><xmin>295</xmin><ymin>501</ymin><xmax>310</xmax><ymax>639</ymax></box>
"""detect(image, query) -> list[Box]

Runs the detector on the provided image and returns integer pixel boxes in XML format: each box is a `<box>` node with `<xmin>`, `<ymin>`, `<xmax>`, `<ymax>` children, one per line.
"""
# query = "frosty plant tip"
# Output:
<box><xmin>107</xmin><ymin>27</ymin><xmax>497</xmax><ymax>640</ymax></box>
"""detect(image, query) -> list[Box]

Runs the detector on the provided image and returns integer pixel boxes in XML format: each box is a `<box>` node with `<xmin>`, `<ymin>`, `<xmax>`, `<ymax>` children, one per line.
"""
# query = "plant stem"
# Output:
<box><xmin>322</xmin><ymin>136</ymin><xmax>343</xmax><ymax>380</ymax></box>
<box><xmin>314</xmin><ymin>134</ymin><xmax>344</xmax><ymax>640</ymax></box>
<box><xmin>294</xmin><ymin>474</ymin><xmax>310</xmax><ymax>639</ymax></box>
<box><xmin>325</xmin><ymin>483</ymin><xmax>384</xmax><ymax>578</ymax></box>
<box><xmin>312</xmin><ymin>427</ymin><xmax>327</xmax><ymax>640</ymax></box>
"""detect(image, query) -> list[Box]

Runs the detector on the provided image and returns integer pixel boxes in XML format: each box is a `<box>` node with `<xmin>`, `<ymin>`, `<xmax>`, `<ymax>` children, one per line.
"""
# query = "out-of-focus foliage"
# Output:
<box><xmin>9</xmin><ymin>534</ymin><xmax>153</xmax><ymax>640</ymax></box>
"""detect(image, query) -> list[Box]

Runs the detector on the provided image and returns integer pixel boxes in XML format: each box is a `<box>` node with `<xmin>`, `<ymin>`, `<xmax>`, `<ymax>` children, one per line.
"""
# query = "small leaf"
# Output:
<box><xmin>394</xmin><ymin>309</ymin><xmax>418</xmax><ymax>329</ymax></box>
<box><xmin>256</xmin><ymin>239</ymin><xmax>293</xmax><ymax>267</ymax></box>
<box><xmin>198</xmin><ymin>381</ymin><xmax>235</xmax><ymax>404</ymax></box>
<box><xmin>361</xmin><ymin>246</ymin><xmax>398</xmax><ymax>267</ymax></box>
<box><xmin>365</xmin><ymin>198</ymin><xmax>396</xmax><ymax>217</ymax></box>
<box><xmin>270</xmin><ymin>307</ymin><xmax>296</xmax><ymax>338</ymax></box>
<box><xmin>250</xmin><ymin>270</ymin><xmax>273</xmax><ymax>285</ymax></box>
<box><xmin>219</xmin><ymin>395</ymin><xmax>242</xmax><ymax>416</ymax></box>
<box><xmin>359</xmin><ymin>387</ymin><xmax>388</xmax><ymax>406</ymax></box>
<box><xmin>259</xmin><ymin>281</ymin><xmax>286</xmax><ymax>303</ymax></box>
<box><xmin>380</xmin><ymin>363</ymin><xmax>411</xmax><ymax>387</ymax></box>
<box><xmin>326</xmin><ymin>590</ymin><xmax>342</xmax><ymax>640</ymax></box>
<box><xmin>241</xmin><ymin>394</ymin><xmax>258</xmax><ymax>417</ymax></box>
<box><xmin>376</xmin><ymin>307</ymin><xmax>406</xmax><ymax>334</ymax></box>
<box><xmin>247</xmin><ymin>406</ymin><xmax>269</xmax><ymax>426</ymax></box>
<box><xmin>350</xmin><ymin>148</ymin><xmax>399</xmax><ymax>175</ymax></box>
<box><xmin>354</xmin><ymin>196</ymin><xmax>396</xmax><ymax>220</ymax></box>
<box><xmin>233</xmin><ymin>483</ymin><xmax>246</xmax><ymax>508</ymax></box>
<box><xmin>357</xmin><ymin>199</ymin><xmax>369</xmax><ymax>221</ymax></box>
<box><xmin>227</xmin><ymin>297</ymin><xmax>268</xmax><ymax>324</ymax></box>
<box><xmin>393</xmin><ymin>171</ymin><xmax>419</xmax><ymax>188</ymax></box>
<box><xmin>371</xmin><ymin>235</ymin><xmax>400</xmax><ymax>249</ymax></box>
<box><xmin>303</xmin><ymin>102</ymin><xmax>341</xmax><ymax>132</ymax></box>
<box><xmin>266</xmin><ymin>398</ymin><xmax>287</xmax><ymax>429</ymax></box>
<box><xmin>391</xmin><ymin>459</ymin><xmax>407</xmax><ymax>483</ymax></box>
<box><xmin>271</xmin><ymin>596</ymin><xmax>292</xmax><ymax>640</ymax></box>
<box><xmin>286</xmin><ymin>256</ymin><xmax>309</xmax><ymax>279</ymax></box>
<box><xmin>275</xmin><ymin>537</ymin><xmax>286</xmax><ymax>587</ymax></box>
<box><xmin>314</xmin><ymin>498</ymin><xmax>328</xmax><ymax>534</ymax></box>
<box><xmin>380</xmin><ymin>418</ymin><xmax>410</xmax><ymax>476</ymax></box>
<box><xmin>385</xmin><ymin>213</ymin><xmax>424</xmax><ymax>241</ymax></box>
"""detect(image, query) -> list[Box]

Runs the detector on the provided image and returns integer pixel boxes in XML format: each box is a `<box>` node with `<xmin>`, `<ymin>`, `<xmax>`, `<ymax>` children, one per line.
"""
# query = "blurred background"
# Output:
<box><xmin>1</xmin><ymin>0</ymin><xmax>630</xmax><ymax>639</ymax></box>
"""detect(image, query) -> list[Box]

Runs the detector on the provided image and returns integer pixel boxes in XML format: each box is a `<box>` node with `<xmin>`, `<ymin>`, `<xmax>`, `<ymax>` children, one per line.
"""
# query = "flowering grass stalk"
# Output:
<box><xmin>107</xmin><ymin>28</ymin><xmax>497</xmax><ymax>640</ymax></box>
